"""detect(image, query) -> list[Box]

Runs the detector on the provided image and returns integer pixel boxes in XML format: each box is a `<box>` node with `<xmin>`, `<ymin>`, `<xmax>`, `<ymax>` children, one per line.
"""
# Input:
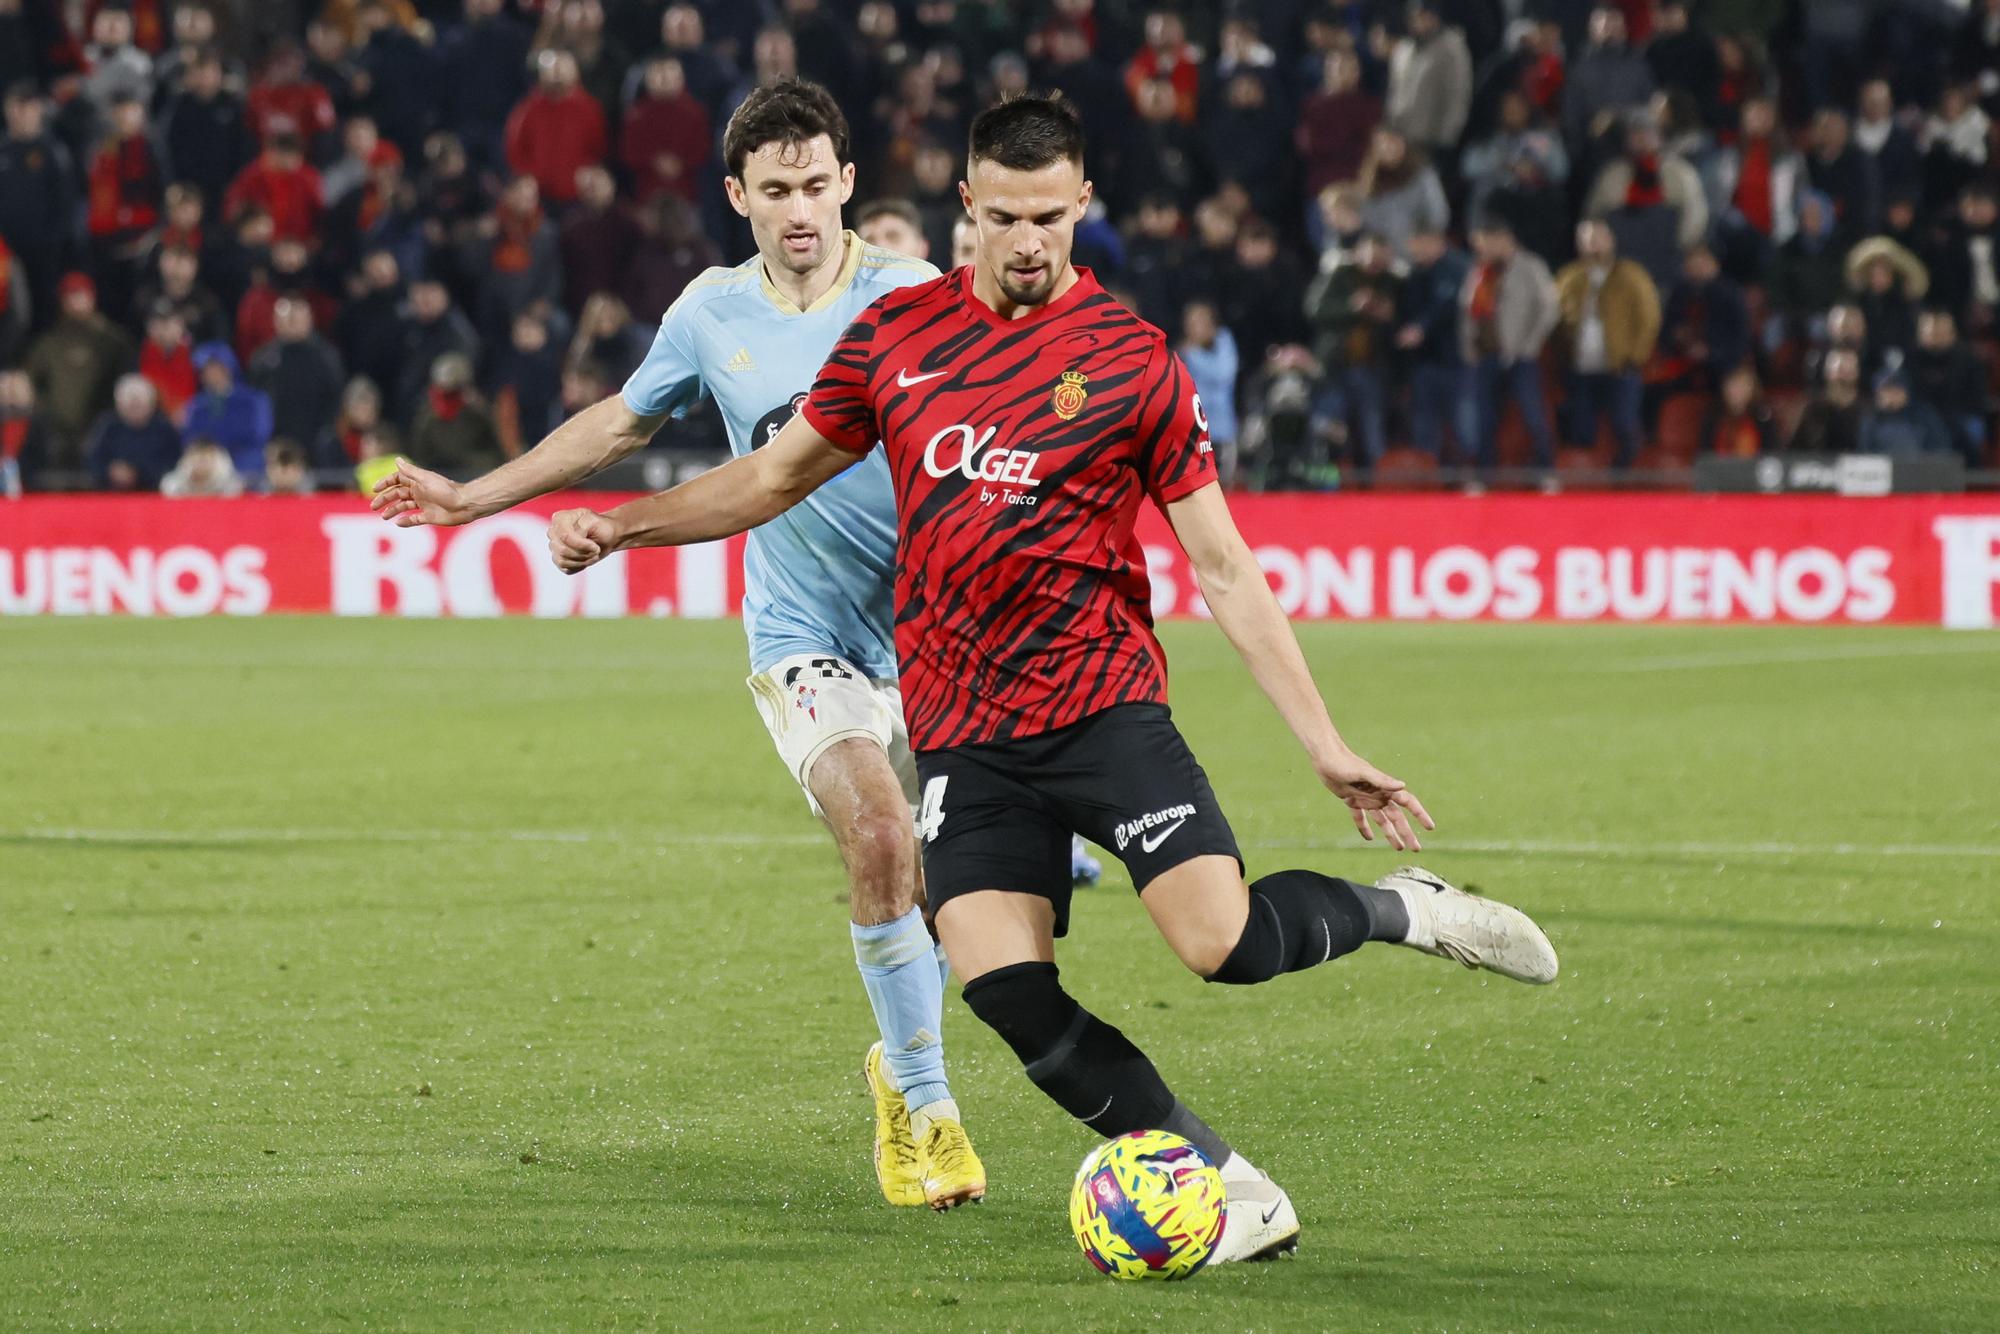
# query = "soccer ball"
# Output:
<box><xmin>1069</xmin><ymin>1130</ymin><xmax>1227</xmax><ymax>1280</ymax></box>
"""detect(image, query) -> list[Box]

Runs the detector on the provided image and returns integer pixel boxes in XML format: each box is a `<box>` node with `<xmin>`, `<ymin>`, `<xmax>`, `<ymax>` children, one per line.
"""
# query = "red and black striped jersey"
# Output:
<box><xmin>801</xmin><ymin>266</ymin><xmax>1216</xmax><ymax>751</ymax></box>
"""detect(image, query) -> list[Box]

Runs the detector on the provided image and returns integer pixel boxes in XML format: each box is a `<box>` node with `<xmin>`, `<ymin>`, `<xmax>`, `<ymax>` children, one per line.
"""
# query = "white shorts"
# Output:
<box><xmin>747</xmin><ymin>653</ymin><xmax>919</xmax><ymax>818</ymax></box>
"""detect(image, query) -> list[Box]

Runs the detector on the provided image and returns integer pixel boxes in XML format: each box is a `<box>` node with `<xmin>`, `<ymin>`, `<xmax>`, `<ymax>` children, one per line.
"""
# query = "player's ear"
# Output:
<box><xmin>957</xmin><ymin>179</ymin><xmax>974</xmax><ymax>215</ymax></box>
<box><xmin>1077</xmin><ymin>178</ymin><xmax>1094</xmax><ymax>217</ymax></box>
<box><xmin>724</xmin><ymin>174</ymin><xmax>750</xmax><ymax>219</ymax></box>
<box><xmin>838</xmin><ymin>161</ymin><xmax>855</xmax><ymax>204</ymax></box>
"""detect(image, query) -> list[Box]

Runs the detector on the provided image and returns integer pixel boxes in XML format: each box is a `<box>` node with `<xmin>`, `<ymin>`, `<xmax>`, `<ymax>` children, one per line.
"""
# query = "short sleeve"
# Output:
<box><xmin>800</xmin><ymin>305</ymin><xmax>882</xmax><ymax>455</ymax></box>
<box><xmin>621</xmin><ymin>297</ymin><xmax>708</xmax><ymax>419</ymax></box>
<box><xmin>1136</xmin><ymin>348</ymin><xmax>1218</xmax><ymax>506</ymax></box>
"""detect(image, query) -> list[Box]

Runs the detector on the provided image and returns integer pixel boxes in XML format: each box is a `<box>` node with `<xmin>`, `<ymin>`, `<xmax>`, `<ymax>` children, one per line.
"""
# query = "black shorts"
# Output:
<box><xmin>914</xmin><ymin>702</ymin><xmax>1242</xmax><ymax>936</ymax></box>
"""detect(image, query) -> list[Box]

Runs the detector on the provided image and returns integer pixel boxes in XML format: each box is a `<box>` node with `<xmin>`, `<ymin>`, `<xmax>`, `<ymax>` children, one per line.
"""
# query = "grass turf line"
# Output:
<box><xmin>1</xmin><ymin>618</ymin><xmax>1994</xmax><ymax>1331</ymax></box>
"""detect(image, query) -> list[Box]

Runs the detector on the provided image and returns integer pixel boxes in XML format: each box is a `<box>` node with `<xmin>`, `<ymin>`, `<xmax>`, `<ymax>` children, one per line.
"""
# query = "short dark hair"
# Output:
<box><xmin>722</xmin><ymin>76</ymin><xmax>851</xmax><ymax>179</ymax></box>
<box><xmin>968</xmin><ymin>93</ymin><xmax>1085</xmax><ymax>172</ymax></box>
<box><xmin>856</xmin><ymin>198</ymin><xmax>923</xmax><ymax>231</ymax></box>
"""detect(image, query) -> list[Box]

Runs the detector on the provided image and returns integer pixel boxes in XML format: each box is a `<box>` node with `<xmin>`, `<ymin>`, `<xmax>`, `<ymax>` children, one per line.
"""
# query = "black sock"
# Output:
<box><xmin>962</xmin><ymin>962</ymin><xmax>1231</xmax><ymax>1162</ymax></box>
<box><xmin>1207</xmin><ymin>869</ymin><xmax>1407</xmax><ymax>985</ymax></box>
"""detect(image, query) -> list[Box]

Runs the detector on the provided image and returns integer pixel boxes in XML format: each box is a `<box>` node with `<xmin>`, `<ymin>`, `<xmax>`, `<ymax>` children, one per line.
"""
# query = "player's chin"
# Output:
<box><xmin>1000</xmin><ymin>269</ymin><xmax>1053</xmax><ymax>304</ymax></box>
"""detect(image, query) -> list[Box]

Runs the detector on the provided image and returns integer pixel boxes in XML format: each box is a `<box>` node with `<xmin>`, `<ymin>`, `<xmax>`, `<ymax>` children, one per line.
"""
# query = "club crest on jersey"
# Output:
<box><xmin>794</xmin><ymin>684</ymin><xmax>818</xmax><ymax>722</ymax></box>
<box><xmin>1052</xmin><ymin>370</ymin><xmax>1089</xmax><ymax>421</ymax></box>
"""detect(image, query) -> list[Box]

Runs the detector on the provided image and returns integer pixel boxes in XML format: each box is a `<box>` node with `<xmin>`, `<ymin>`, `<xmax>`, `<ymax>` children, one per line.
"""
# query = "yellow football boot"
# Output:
<box><xmin>914</xmin><ymin>1107</ymin><xmax>987</xmax><ymax>1212</ymax></box>
<box><xmin>862</xmin><ymin>1042</ymin><xmax>926</xmax><ymax>1207</ymax></box>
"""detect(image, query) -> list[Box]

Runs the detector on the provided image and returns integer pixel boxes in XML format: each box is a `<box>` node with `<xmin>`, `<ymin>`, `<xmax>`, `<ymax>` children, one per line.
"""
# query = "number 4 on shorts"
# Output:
<box><xmin>917</xmin><ymin>776</ymin><xmax>948</xmax><ymax>843</ymax></box>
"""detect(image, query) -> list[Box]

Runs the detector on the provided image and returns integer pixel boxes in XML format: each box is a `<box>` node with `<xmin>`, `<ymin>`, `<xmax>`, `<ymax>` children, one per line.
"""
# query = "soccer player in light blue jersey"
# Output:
<box><xmin>369</xmin><ymin>79</ymin><xmax>985</xmax><ymax>1210</ymax></box>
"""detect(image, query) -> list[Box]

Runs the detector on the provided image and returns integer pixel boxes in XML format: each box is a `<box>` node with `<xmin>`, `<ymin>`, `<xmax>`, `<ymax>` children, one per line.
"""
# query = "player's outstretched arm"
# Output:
<box><xmin>1164</xmin><ymin>482</ymin><xmax>1435</xmax><ymax>851</ymax></box>
<box><xmin>548</xmin><ymin>413</ymin><xmax>856</xmax><ymax>574</ymax></box>
<box><xmin>370</xmin><ymin>395</ymin><xmax>665</xmax><ymax>527</ymax></box>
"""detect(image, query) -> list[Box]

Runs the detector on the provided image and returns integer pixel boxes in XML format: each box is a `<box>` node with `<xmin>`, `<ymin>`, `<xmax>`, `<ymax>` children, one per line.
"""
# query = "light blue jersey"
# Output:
<box><xmin>622</xmin><ymin>232</ymin><xmax>936</xmax><ymax>679</ymax></box>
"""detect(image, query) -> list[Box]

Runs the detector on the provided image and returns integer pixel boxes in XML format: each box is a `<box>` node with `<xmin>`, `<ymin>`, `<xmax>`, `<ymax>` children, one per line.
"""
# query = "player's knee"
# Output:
<box><xmin>834</xmin><ymin>808</ymin><xmax>916</xmax><ymax>896</ymax></box>
<box><xmin>961</xmin><ymin>961</ymin><xmax>1076</xmax><ymax>1062</ymax></box>
<box><xmin>1174</xmin><ymin>923</ymin><xmax>1245</xmax><ymax>980</ymax></box>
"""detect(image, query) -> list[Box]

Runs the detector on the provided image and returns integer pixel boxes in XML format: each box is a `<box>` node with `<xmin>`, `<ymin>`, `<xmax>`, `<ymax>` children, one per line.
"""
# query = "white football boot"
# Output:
<box><xmin>1377</xmin><ymin>865</ymin><xmax>1559</xmax><ymax>984</ymax></box>
<box><xmin>1209</xmin><ymin>1168</ymin><xmax>1300</xmax><ymax>1265</ymax></box>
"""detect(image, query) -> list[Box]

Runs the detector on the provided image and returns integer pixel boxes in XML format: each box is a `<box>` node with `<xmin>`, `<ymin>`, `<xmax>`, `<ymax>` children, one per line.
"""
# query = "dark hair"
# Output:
<box><xmin>856</xmin><ymin>198</ymin><xmax>923</xmax><ymax>232</ymax></box>
<box><xmin>722</xmin><ymin>76</ymin><xmax>851</xmax><ymax>179</ymax></box>
<box><xmin>968</xmin><ymin>93</ymin><xmax>1085</xmax><ymax>172</ymax></box>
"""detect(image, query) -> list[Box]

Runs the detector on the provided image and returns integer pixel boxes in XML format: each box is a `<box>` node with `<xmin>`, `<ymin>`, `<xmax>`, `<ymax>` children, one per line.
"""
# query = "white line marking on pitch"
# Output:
<box><xmin>1602</xmin><ymin>640</ymin><xmax>2000</xmax><ymax>672</ymax></box>
<box><xmin>8</xmin><ymin>827</ymin><xmax>1998</xmax><ymax>861</ymax></box>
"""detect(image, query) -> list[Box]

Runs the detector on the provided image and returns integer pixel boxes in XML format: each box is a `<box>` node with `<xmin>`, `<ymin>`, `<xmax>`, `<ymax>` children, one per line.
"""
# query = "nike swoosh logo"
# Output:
<box><xmin>896</xmin><ymin>368</ymin><xmax>948</xmax><ymax>387</ymax></box>
<box><xmin>1140</xmin><ymin>816</ymin><xmax>1189</xmax><ymax>854</ymax></box>
<box><xmin>1260</xmin><ymin>1200</ymin><xmax>1284</xmax><ymax>1225</ymax></box>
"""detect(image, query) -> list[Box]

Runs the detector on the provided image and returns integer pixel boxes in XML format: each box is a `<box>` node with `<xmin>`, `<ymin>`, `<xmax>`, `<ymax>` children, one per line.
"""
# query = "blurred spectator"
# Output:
<box><xmin>85</xmin><ymin>93</ymin><xmax>165</xmax><ymax>315</ymax></box>
<box><xmin>627</xmin><ymin>195</ymin><xmax>719</xmax><ymax>323</ymax></box>
<box><xmin>1706</xmin><ymin>97</ymin><xmax>1801</xmax><ymax>280</ymax></box>
<box><xmin>335</xmin><ymin>375</ymin><xmax>384</xmax><ymax>463</ymax></box>
<box><xmin>1813</xmin><ymin>302</ymin><xmax>1881</xmax><ymax>386</ymax></box>
<box><xmin>184</xmin><ymin>341</ymin><xmax>273</xmax><ymax>477</ymax></box>
<box><xmin>1769</xmin><ymin>190</ymin><xmax>1845</xmax><ymax>346</ymax></box>
<box><xmin>410</xmin><ymin>351</ymin><xmax>503</xmax><ymax>470</ymax></box>
<box><xmin>1555</xmin><ymin>221</ymin><xmax>1659</xmax><ymax>465</ymax></box>
<box><xmin>1356</xmin><ymin>129</ymin><xmax>1448</xmax><ymax>262</ymax></box>
<box><xmin>536</xmin><ymin>0</ymin><xmax>632</xmax><ymax>126</ymax></box>
<box><xmin>1297</xmin><ymin>50</ymin><xmax>1379</xmax><ymax>208</ymax></box>
<box><xmin>322</xmin><ymin>114</ymin><xmax>395</xmax><ymax>209</ymax></box>
<box><xmin>1645</xmin><ymin>3</ymin><xmax>1717</xmax><ymax>111</ymax></box>
<box><xmin>1701</xmin><ymin>363</ymin><xmax>1776</xmax><ymax>457</ymax></box>
<box><xmin>568</xmin><ymin>292</ymin><xmax>647</xmax><ymax>388</ymax></box>
<box><xmin>135</xmin><ymin>243</ymin><xmax>228</xmax><ymax>346</ymax></box>
<box><xmin>1480</xmin><ymin>134</ymin><xmax>1570</xmax><ymax>270</ymax></box>
<box><xmin>622</xmin><ymin>55</ymin><xmax>711</xmax><ymax>206</ymax></box>
<box><xmin>1803</xmin><ymin>0</ymin><xmax>1869</xmax><ymax>113</ymax></box>
<box><xmin>246</xmin><ymin>42</ymin><xmax>337</xmax><ymax>150</ymax></box>
<box><xmin>85</xmin><ymin>374</ymin><xmax>179</xmax><ymax>490</ymax></box>
<box><xmin>137</xmin><ymin>302</ymin><xmax>196</xmax><ymax>423</ymax></box>
<box><xmin>439</xmin><ymin>0</ymin><xmax>533</xmax><ymax>173</ymax></box>
<box><xmin>236</xmin><ymin>237</ymin><xmax>334</xmax><ymax>363</ymax></box>
<box><xmin>25</xmin><ymin>273</ymin><xmax>134</xmax><ymax>463</ymax></box>
<box><xmin>1910</xmin><ymin>308</ymin><xmax>1989</xmax><ymax>464</ymax></box>
<box><xmin>0</xmin><ymin>84</ymin><xmax>77</xmax><ymax>333</ymax></box>
<box><xmin>905</xmin><ymin>144</ymin><xmax>964</xmax><ymax>267</ymax></box>
<box><xmin>1386</xmin><ymin>1</ymin><xmax>1472</xmax><ymax>163</ymax></box>
<box><xmin>0</xmin><ymin>368</ymin><xmax>51</xmax><ymax>491</ymax></box>
<box><xmin>80</xmin><ymin>6</ymin><xmax>155</xmax><ymax>128</ymax></box>
<box><xmin>352</xmin><ymin>0</ymin><xmax>437</xmax><ymax>161</ymax></box>
<box><xmin>1585</xmin><ymin>112</ymin><xmax>1708</xmax><ymax>296</ymax></box>
<box><xmin>950</xmin><ymin>215</ymin><xmax>977</xmax><ymax>270</ymax></box>
<box><xmin>490</xmin><ymin>311</ymin><xmax>564</xmax><ymax>457</ymax></box>
<box><xmin>1124</xmin><ymin>8</ymin><xmax>1200</xmax><ymax>125</ymax></box>
<box><xmin>249</xmin><ymin>295</ymin><xmax>345</xmax><ymax>462</ymax></box>
<box><xmin>306</xmin><ymin>20</ymin><xmax>368</xmax><ymax>125</ymax></box>
<box><xmin>1124</xmin><ymin>76</ymin><xmax>1209</xmax><ymax>209</ymax></box>
<box><xmin>1463</xmin><ymin>91</ymin><xmax>1569</xmax><ymax>220</ymax></box>
<box><xmin>506</xmin><ymin>49</ymin><xmax>606</xmax><ymax>206</ymax></box>
<box><xmin>396</xmin><ymin>278</ymin><xmax>479</xmax><ymax>419</ymax></box>
<box><xmin>154</xmin><ymin>5</ymin><xmax>236</xmax><ymax>106</ymax></box>
<box><xmin>0</xmin><ymin>234</ymin><xmax>27</xmax><ymax>365</ymax></box>
<box><xmin>1463</xmin><ymin>217</ymin><xmax>1558</xmax><ymax>466</ymax></box>
<box><xmin>644</xmin><ymin>5</ymin><xmax>736</xmax><ymax>114</ymax></box>
<box><xmin>225</xmin><ymin>131</ymin><xmax>325</xmax><ymax>246</ymax></box>
<box><xmin>334</xmin><ymin>248</ymin><xmax>404</xmax><ymax>395</ymax></box>
<box><xmin>1922</xmin><ymin>82</ymin><xmax>1991</xmax><ymax>214</ymax></box>
<box><xmin>159</xmin><ymin>435</ymin><xmax>244</xmax><ymax>497</ymax></box>
<box><xmin>1124</xmin><ymin>193</ymin><xmax>1192</xmax><ymax>334</ymax></box>
<box><xmin>472</xmin><ymin>175</ymin><xmax>561</xmax><ymax>341</ymax></box>
<box><xmin>260</xmin><ymin>438</ymin><xmax>317</xmax><ymax>495</ymax></box>
<box><xmin>161</xmin><ymin>48</ymin><xmax>255</xmax><ymax>217</ymax></box>
<box><xmin>1564</xmin><ymin>6</ymin><xmax>1652</xmax><ymax>151</ymax></box>
<box><xmin>1859</xmin><ymin>366</ymin><xmax>1952</xmax><ymax>457</ymax></box>
<box><xmin>1238</xmin><ymin>344</ymin><xmax>1324</xmax><ymax>489</ymax></box>
<box><xmin>1929</xmin><ymin>184</ymin><xmax>2000</xmax><ymax>336</ymax></box>
<box><xmin>1790</xmin><ymin>348</ymin><xmax>1864</xmax><ymax>454</ymax></box>
<box><xmin>1854</xmin><ymin>80</ymin><xmax>1921</xmax><ymax>202</ymax></box>
<box><xmin>1845</xmin><ymin>236</ymin><xmax>1927</xmax><ymax>370</ymax></box>
<box><xmin>1207</xmin><ymin>68</ymin><xmax>1289</xmax><ymax>223</ymax></box>
<box><xmin>1807</xmin><ymin>110</ymin><xmax>1879</xmax><ymax>241</ymax></box>
<box><xmin>560</xmin><ymin>164</ymin><xmax>643</xmax><ymax>316</ymax></box>
<box><xmin>1307</xmin><ymin>231</ymin><xmax>1402</xmax><ymax>464</ymax></box>
<box><xmin>1178</xmin><ymin>299</ymin><xmax>1238</xmax><ymax>481</ymax></box>
<box><xmin>352</xmin><ymin>420</ymin><xmax>401</xmax><ymax>493</ymax></box>
<box><xmin>1395</xmin><ymin>225</ymin><xmax>1476</xmax><ymax>459</ymax></box>
<box><xmin>1657</xmin><ymin>245</ymin><xmax>1748</xmax><ymax>403</ymax></box>
<box><xmin>1222</xmin><ymin>217</ymin><xmax>1308</xmax><ymax>363</ymax></box>
<box><xmin>856</xmin><ymin>199</ymin><xmax>929</xmax><ymax>261</ymax></box>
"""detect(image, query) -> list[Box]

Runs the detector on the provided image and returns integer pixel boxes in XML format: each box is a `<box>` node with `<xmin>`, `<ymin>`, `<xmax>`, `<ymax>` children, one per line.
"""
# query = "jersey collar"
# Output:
<box><xmin>759</xmin><ymin>229</ymin><xmax>866</xmax><ymax>316</ymax></box>
<box><xmin>956</xmin><ymin>264</ymin><xmax>1102</xmax><ymax>328</ymax></box>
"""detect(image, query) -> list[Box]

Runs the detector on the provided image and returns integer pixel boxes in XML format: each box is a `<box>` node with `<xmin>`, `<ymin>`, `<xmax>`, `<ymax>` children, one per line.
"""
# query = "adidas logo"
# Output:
<box><xmin>723</xmin><ymin>347</ymin><xmax>757</xmax><ymax>373</ymax></box>
<box><xmin>900</xmin><ymin>1029</ymin><xmax>938</xmax><ymax>1053</ymax></box>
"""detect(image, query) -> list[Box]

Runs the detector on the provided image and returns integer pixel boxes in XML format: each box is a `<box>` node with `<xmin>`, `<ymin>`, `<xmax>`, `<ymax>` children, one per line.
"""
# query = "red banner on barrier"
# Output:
<box><xmin>3</xmin><ymin>493</ymin><xmax>1999</xmax><ymax>628</ymax></box>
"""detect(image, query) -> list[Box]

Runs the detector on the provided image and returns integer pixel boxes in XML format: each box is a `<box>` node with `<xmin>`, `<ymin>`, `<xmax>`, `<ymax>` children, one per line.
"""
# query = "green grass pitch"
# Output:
<box><xmin>3</xmin><ymin>617</ymin><xmax>1996</xmax><ymax>1331</ymax></box>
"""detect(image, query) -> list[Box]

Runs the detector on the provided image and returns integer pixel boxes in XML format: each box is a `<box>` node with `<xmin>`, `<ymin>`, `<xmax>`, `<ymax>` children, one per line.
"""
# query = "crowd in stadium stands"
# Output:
<box><xmin>4</xmin><ymin>0</ymin><xmax>2000</xmax><ymax>495</ymax></box>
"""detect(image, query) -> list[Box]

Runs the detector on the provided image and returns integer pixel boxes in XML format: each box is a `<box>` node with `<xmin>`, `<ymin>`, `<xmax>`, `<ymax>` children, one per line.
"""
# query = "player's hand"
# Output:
<box><xmin>370</xmin><ymin>457</ymin><xmax>477</xmax><ymax>527</ymax></box>
<box><xmin>548</xmin><ymin>507</ymin><xmax>619</xmax><ymax>574</ymax></box>
<box><xmin>1315</xmin><ymin>749</ymin><xmax>1435</xmax><ymax>852</ymax></box>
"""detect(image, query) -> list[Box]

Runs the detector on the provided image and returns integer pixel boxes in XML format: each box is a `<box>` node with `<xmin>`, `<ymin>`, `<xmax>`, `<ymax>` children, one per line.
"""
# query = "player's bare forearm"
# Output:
<box><xmin>599</xmin><ymin>414</ymin><xmax>856</xmax><ymax>553</ymax></box>
<box><xmin>459</xmin><ymin>395</ymin><xmax>662</xmax><ymax>518</ymax></box>
<box><xmin>1165</xmin><ymin>485</ymin><xmax>1347</xmax><ymax>764</ymax></box>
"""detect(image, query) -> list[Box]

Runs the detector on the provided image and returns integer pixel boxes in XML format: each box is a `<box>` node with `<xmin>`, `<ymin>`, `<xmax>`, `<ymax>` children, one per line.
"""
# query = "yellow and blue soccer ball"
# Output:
<box><xmin>1069</xmin><ymin>1130</ymin><xmax>1227</xmax><ymax>1279</ymax></box>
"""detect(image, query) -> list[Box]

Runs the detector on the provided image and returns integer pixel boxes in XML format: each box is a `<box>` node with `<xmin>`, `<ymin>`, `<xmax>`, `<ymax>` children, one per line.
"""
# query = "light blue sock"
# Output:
<box><xmin>934</xmin><ymin>941</ymin><xmax>951</xmax><ymax>990</ymax></box>
<box><xmin>852</xmin><ymin>907</ymin><xmax>951</xmax><ymax>1114</ymax></box>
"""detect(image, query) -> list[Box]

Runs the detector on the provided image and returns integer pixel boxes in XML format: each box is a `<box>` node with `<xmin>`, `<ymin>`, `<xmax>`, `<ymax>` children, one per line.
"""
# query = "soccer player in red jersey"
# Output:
<box><xmin>546</xmin><ymin>96</ymin><xmax>1559</xmax><ymax>1264</ymax></box>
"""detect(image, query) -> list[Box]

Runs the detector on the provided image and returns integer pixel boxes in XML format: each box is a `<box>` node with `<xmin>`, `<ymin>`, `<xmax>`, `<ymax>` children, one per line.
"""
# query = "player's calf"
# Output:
<box><xmin>1204</xmin><ymin>869</ymin><xmax>1411</xmax><ymax>985</ymax></box>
